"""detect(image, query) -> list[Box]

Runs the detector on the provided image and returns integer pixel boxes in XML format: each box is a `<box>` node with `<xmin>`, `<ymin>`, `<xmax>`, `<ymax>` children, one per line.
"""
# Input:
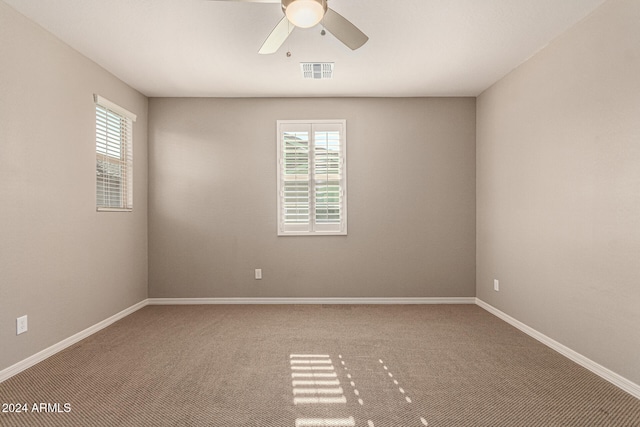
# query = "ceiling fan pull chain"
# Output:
<box><xmin>286</xmin><ymin>19</ymin><xmax>292</xmax><ymax>57</ymax></box>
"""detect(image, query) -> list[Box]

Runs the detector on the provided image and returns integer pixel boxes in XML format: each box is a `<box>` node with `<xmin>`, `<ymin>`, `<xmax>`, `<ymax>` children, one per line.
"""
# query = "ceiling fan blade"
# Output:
<box><xmin>322</xmin><ymin>8</ymin><xmax>368</xmax><ymax>50</ymax></box>
<box><xmin>259</xmin><ymin>16</ymin><xmax>294</xmax><ymax>54</ymax></box>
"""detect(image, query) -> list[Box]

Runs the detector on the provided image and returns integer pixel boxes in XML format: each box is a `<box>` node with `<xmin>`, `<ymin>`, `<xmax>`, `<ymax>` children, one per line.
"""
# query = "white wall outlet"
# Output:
<box><xmin>255</xmin><ymin>269</ymin><xmax>262</xmax><ymax>280</ymax></box>
<box><xmin>494</xmin><ymin>279</ymin><xmax>500</xmax><ymax>292</ymax></box>
<box><xmin>16</xmin><ymin>315</ymin><xmax>28</xmax><ymax>335</ymax></box>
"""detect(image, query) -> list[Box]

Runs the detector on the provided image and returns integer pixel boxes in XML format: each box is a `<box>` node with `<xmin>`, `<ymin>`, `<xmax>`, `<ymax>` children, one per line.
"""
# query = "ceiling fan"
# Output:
<box><xmin>210</xmin><ymin>0</ymin><xmax>369</xmax><ymax>54</ymax></box>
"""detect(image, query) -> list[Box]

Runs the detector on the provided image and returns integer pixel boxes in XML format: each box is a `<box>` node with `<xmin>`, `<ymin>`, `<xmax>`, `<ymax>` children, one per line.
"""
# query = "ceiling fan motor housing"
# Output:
<box><xmin>282</xmin><ymin>0</ymin><xmax>328</xmax><ymax>28</ymax></box>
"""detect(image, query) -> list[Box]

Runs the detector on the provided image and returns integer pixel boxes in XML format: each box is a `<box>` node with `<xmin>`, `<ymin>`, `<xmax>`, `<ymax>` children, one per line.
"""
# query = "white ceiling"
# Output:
<box><xmin>4</xmin><ymin>0</ymin><xmax>606</xmax><ymax>97</ymax></box>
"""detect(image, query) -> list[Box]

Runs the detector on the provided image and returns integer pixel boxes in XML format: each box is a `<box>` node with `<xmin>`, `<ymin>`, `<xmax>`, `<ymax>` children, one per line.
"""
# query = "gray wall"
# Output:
<box><xmin>149</xmin><ymin>97</ymin><xmax>476</xmax><ymax>298</ymax></box>
<box><xmin>0</xmin><ymin>2</ymin><xmax>148</xmax><ymax>371</ymax></box>
<box><xmin>476</xmin><ymin>0</ymin><xmax>640</xmax><ymax>385</ymax></box>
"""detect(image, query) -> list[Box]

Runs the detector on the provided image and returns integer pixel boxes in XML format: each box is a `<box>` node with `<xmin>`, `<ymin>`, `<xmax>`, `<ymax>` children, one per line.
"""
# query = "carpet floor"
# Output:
<box><xmin>0</xmin><ymin>304</ymin><xmax>639</xmax><ymax>426</ymax></box>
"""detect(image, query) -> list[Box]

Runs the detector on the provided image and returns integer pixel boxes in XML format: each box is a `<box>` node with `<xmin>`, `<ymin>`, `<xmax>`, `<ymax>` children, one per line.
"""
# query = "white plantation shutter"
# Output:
<box><xmin>94</xmin><ymin>95</ymin><xmax>136</xmax><ymax>211</ymax></box>
<box><xmin>277</xmin><ymin>120</ymin><xmax>347</xmax><ymax>235</ymax></box>
<box><xmin>281</xmin><ymin>125</ymin><xmax>311</xmax><ymax>230</ymax></box>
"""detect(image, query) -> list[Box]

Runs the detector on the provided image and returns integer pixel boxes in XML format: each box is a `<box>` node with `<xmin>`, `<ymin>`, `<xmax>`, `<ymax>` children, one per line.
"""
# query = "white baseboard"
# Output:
<box><xmin>147</xmin><ymin>297</ymin><xmax>477</xmax><ymax>305</ymax></box>
<box><xmin>0</xmin><ymin>299</ymin><xmax>148</xmax><ymax>384</ymax></box>
<box><xmin>475</xmin><ymin>298</ymin><xmax>640</xmax><ymax>400</ymax></box>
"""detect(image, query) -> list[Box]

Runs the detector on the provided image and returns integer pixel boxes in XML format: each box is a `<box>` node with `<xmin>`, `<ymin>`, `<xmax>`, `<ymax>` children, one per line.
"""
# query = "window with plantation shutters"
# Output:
<box><xmin>94</xmin><ymin>95</ymin><xmax>136</xmax><ymax>211</ymax></box>
<box><xmin>277</xmin><ymin>120</ymin><xmax>347</xmax><ymax>236</ymax></box>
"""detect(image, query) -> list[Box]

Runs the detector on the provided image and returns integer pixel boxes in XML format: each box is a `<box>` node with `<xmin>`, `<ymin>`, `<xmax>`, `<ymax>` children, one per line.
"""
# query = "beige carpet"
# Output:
<box><xmin>0</xmin><ymin>304</ymin><xmax>639</xmax><ymax>426</ymax></box>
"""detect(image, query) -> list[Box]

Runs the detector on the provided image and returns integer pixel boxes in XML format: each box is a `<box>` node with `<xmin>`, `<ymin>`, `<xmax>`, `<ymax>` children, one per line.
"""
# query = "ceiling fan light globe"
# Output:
<box><xmin>285</xmin><ymin>0</ymin><xmax>325</xmax><ymax>28</ymax></box>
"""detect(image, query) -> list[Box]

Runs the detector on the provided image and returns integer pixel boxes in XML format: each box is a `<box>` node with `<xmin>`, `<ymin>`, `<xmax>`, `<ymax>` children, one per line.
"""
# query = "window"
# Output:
<box><xmin>277</xmin><ymin>120</ymin><xmax>347</xmax><ymax>235</ymax></box>
<box><xmin>94</xmin><ymin>95</ymin><xmax>136</xmax><ymax>211</ymax></box>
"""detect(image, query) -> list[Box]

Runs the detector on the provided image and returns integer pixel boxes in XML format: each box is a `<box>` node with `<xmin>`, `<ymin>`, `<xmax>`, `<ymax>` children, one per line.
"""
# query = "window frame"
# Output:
<box><xmin>276</xmin><ymin>119</ymin><xmax>347</xmax><ymax>236</ymax></box>
<box><xmin>94</xmin><ymin>94</ymin><xmax>136</xmax><ymax>212</ymax></box>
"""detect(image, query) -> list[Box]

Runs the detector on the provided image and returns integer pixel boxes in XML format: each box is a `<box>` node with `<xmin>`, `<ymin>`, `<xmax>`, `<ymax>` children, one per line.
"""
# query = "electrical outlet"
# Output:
<box><xmin>494</xmin><ymin>279</ymin><xmax>499</xmax><ymax>292</ymax></box>
<box><xmin>255</xmin><ymin>269</ymin><xmax>262</xmax><ymax>280</ymax></box>
<box><xmin>16</xmin><ymin>315</ymin><xmax>28</xmax><ymax>335</ymax></box>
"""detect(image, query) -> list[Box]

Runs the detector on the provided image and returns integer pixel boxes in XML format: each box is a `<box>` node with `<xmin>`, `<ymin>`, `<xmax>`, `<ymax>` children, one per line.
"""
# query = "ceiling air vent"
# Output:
<box><xmin>300</xmin><ymin>62</ymin><xmax>334</xmax><ymax>80</ymax></box>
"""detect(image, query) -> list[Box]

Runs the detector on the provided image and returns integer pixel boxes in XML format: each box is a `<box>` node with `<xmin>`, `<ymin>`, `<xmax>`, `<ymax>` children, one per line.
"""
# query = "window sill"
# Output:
<box><xmin>277</xmin><ymin>231</ymin><xmax>347</xmax><ymax>237</ymax></box>
<box><xmin>96</xmin><ymin>207</ymin><xmax>133</xmax><ymax>212</ymax></box>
